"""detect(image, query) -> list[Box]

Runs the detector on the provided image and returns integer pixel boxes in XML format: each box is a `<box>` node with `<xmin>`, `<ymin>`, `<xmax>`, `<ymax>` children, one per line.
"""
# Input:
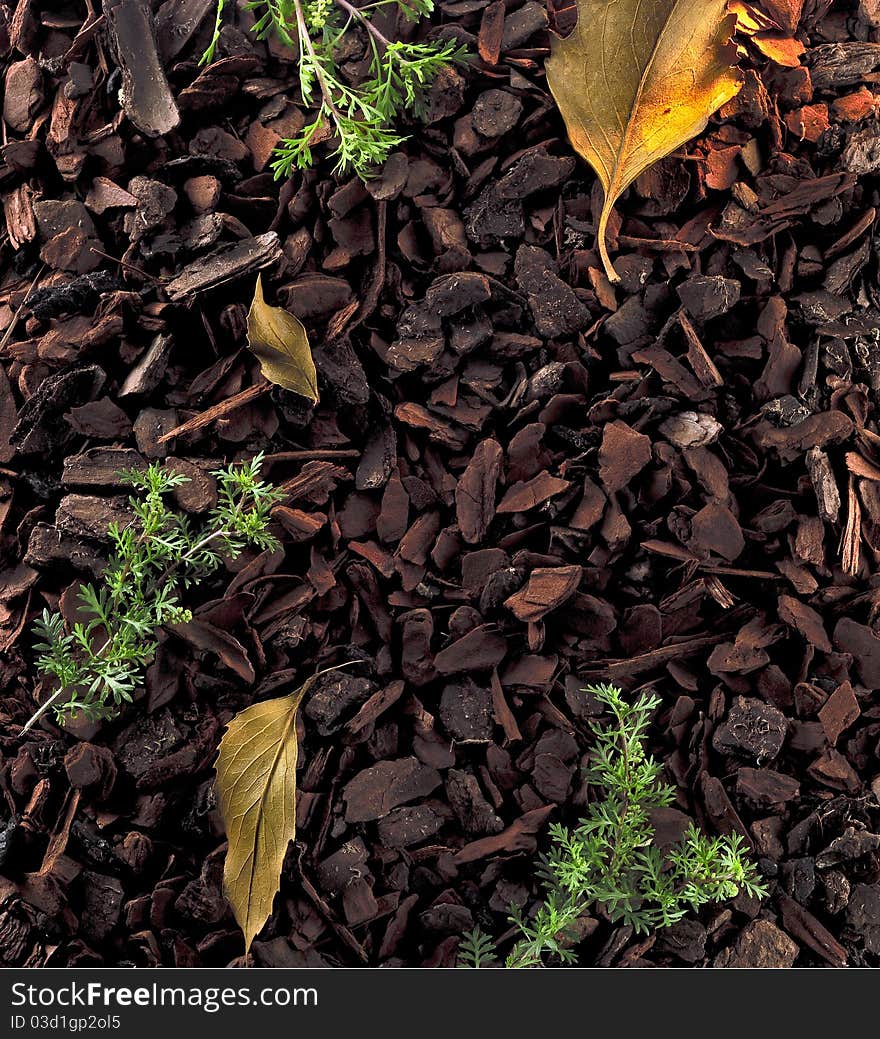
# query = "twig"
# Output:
<box><xmin>333</xmin><ymin>0</ymin><xmax>393</xmax><ymax>48</ymax></box>
<box><xmin>0</xmin><ymin>264</ymin><xmax>47</xmax><ymax>352</ymax></box>
<box><xmin>89</xmin><ymin>247</ymin><xmax>162</xmax><ymax>283</ymax></box>
<box><xmin>157</xmin><ymin>383</ymin><xmax>272</xmax><ymax>443</ymax></box>
<box><xmin>20</xmin><ymin>689</ymin><xmax>64</xmax><ymax>736</ymax></box>
<box><xmin>291</xmin><ymin>0</ymin><xmax>344</xmax><ymax>119</ymax></box>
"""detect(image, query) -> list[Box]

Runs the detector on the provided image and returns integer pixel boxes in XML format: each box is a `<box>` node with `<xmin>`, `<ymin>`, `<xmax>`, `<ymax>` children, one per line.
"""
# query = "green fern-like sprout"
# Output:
<box><xmin>458</xmin><ymin>927</ymin><xmax>497</xmax><ymax>969</ymax></box>
<box><xmin>27</xmin><ymin>455</ymin><xmax>284</xmax><ymax>732</ymax></box>
<box><xmin>458</xmin><ymin>684</ymin><xmax>767</xmax><ymax>969</ymax></box>
<box><xmin>204</xmin><ymin>0</ymin><xmax>467</xmax><ymax>179</ymax></box>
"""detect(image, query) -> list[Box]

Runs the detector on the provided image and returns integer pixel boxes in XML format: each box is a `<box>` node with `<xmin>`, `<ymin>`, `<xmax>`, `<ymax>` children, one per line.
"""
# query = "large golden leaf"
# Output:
<box><xmin>546</xmin><ymin>0</ymin><xmax>742</xmax><ymax>281</ymax></box>
<box><xmin>247</xmin><ymin>274</ymin><xmax>319</xmax><ymax>402</ymax></box>
<box><xmin>215</xmin><ymin>684</ymin><xmax>307</xmax><ymax>952</ymax></box>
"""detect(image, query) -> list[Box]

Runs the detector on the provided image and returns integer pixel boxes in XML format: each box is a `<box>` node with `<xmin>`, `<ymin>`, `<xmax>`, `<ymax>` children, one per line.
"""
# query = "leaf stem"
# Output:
<box><xmin>291</xmin><ymin>0</ymin><xmax>344</xmax><ymax>119</ymax></box>
<box><xmin>332</xmin><ymin>0</ymin><xmax>393</xmax><ymax>48</ymax></box>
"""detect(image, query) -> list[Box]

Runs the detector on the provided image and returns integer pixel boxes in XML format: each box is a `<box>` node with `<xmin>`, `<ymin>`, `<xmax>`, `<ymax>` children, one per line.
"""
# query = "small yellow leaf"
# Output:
<box><xmin>247</xmin><ymin>274</ymin><xmax>319</xmax><ymax>402</ymax></box>
<box><xmin>546</xmin><ymin>0</ymin><xmax>742</xmax><ymax>282</ymax></box>
<box><xmin>215</xmin><ymin>684</ymin><xmax>308</xmax><ymax>952</ymax></box>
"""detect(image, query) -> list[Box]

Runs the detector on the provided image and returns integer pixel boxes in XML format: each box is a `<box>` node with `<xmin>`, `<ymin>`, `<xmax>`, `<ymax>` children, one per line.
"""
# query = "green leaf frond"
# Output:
<box><xmin>203</xmin><ymin>0</ymin><xmax>469</xmax><ymax>179</ymax></box>
<box><xmin>456</xmin><ymin>684</ymin><xmax>768</xmax><ymax>969</ymax></box>
<box><xmin>29</xmin><ymin>457</ymin><xmax>283</xmax><ymax>728</ymax></box>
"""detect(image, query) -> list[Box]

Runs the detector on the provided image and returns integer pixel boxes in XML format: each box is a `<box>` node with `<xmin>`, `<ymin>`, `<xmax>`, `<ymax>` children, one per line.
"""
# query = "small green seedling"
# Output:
<box><xmin>460</xmin><ymin>684</ymin><xmax>767</xmax><ymax>968</ymax></box>
<box><xmin>204</xmin><ymin>0</ymin><xmax>467</xmax><ymax>179</ymax></box>
<box><xmin>26</xmin><ymin>455</ymin><xmax>283</xmax><ymax>732</ymax></box>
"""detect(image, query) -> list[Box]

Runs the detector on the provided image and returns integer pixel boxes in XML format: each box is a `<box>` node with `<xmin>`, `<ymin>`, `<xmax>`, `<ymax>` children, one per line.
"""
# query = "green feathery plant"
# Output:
<box><xmin>203</xmin><ymin>0</ymin><xmax>467</xmax><ymax>179</ymax></box>
<box><xmin>459</xmin><ymin>684</ymin><xmax>767</xmax><ymax>969</ymax></box>
<box><xmin>26</xmin><ymin>456</ymin><xmax>284</xmax><ymax>733</ymax></box>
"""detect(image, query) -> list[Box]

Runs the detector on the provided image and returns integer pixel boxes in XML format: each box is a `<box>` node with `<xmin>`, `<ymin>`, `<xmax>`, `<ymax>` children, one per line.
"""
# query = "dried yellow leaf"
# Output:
<box><xmin>546</xmin><ymin>0</ymin><xmax>742</xmax><ymax>281</ymax></box>
<box><xmin>215</xmin><ymin>684</ymin><xmax>307</xmax><ymax>952</ymax></box>
<box><xmin>247</xmin><ymin>274</ymin><xmax>319</xmax><ymax>402</ymax></box>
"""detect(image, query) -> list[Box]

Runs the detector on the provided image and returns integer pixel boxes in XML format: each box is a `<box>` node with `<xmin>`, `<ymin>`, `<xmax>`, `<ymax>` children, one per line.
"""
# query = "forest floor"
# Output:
<box><xmin>1</xmin><ymin>0</ymin><xmax>880</xmax><ymax>968</ymax></box>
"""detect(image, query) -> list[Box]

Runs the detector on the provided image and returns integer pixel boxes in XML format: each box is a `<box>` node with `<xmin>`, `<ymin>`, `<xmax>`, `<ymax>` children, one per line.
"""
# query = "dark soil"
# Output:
<box><xmin>2</xmin><ymin>0</ymin><xmax>880</xmax><ymax>969</ymax></box>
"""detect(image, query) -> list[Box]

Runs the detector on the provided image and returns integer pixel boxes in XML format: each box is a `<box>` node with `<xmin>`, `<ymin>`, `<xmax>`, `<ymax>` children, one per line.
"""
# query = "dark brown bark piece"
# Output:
<box><xmin>11</xmin><ymin>366</ymin><xmax>106</xmax><ymax>456</ymax></box>
<box><xmin>0</xmin><ymin>364</ymin><xmax>18</xmax><ymax>463</ymax></box>
<box><xmin>712</xmin><ymin>697</ymin><xmax>787</xmax><ymax>762</ymax></box>
<box><xmin>752</xmin><ymin>411</ymin><xmax>853</xmax><ymax>463</ymax></box>
<box><xmin>700</xmin><ymin>773</ymin><xmax>752</xmax><ymax>845</ymax></box>
<box><xmin>439</xmin><ymin>679</ymin><xmax>494</xmax><ymax>742</ymax></box>
<box><xmin>847</xmin><ymin>884</ymin><xmax>880</xmax><ymax>954</ymax></box>
<box><xmin>103</xmin><ymin>0</ymin><xmax>180</xmax><ymax>137</ymax></box>
<box><xmin>807</xmin><ymin>749</ymin><xmax>861</xmax><ymax>793</ymax></box>
<box><xmin>514</xmin><ymin>245</ymin><xmax>589</xmax><ymax>337</ymax></box>
<box><xmin>778</xmin><ymin>892</ymin><xmax>847</xmax><ymax>967</ymax></box>
<box><xmin>166</xmin><ymin>233</ymin><xmax>282</xmax><ymax>301</ymax></box>
<box><xmin>343</xmin><ymin>758</ymin><xmax>442</xmax><ymax>823</ymax></box>
<box><xmin>676</xmin><ymin>275</ymin><xmax>741</xmax><ymax>320</ymax></box>
<box><xmin>434</xmin><ymin>624</ymin><xmax>507</xmax><ymax>675</ymax></box>
<box><xmin>64</xmin><ymin>744</ymin><xmax>116</xmax><ymax>799</ymax></box>
<box><xmin>62</xmin><ymin>447</ymin><xmax>146</xmax><ymax>486</ymax></box>
<box><xmin>736</xmin><ymin>767</ymin><xmax>800</xmax><ymax>809</ymax></box>
<box><xmin>55</xmin><ymin>495</ymin><xmax>132</xmax><ymax>541</ymax></box>
<box><xmin>817</xmin><ymin>682</ymin><xmax>860</xmax><ymax>744</ymax></box>
<box><xmin>377</xmin><ymin>803</ymin><xmax>450</xmax><ymax>850</ymax></box>
<box><xmin>455</xmin><ymin>438</ymin><xmax>502</xmax><ymax>544</ymax></box>
<box><xmin>454</xmin><ymin>804</ymin><xmax>553</xmax><ymax>864</ymax></box>
<box><xmin>304</xmin><ymin>674</ymin><xmax>376</xmax><ymax>736</ymax></box>
<box><xmin>714</xmin><ymin>920</ymin><xmax>799</xmax><ymax>968</ymax></box>
<box><xmin>80</xmin><ymin>873</ymin><xmax>125</xmax><ymax>945</ymax></box>
<box><xmin>807</xmin><ymin>42</ymin><xmax>880</xmax><ymax>89</ymax></box>
<box><xmin>833</xmin><ymin>617</ymin><xmax>880</xmax><ymax>687</ymax></box>
<box><xmin>445</xmin><ymin>769</ymin><xmax>504</xmax><ymax>835</ymax></box>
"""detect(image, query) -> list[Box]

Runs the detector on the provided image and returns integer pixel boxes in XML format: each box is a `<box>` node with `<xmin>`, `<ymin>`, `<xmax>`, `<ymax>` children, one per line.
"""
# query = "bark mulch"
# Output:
<box><xmin>2</xmin><ymin>0</ymin><xmax>880</xmax><ymax>969</ymax></box>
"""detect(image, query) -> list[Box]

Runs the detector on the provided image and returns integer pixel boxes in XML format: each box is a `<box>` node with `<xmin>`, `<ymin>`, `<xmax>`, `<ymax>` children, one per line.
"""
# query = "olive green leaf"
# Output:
<box><xmin>247</xmin><ymin>274</ymin><xmax>319</xmax><ymax>402</ymax></box>
<box><xmin>215</xmin><ymin>683</ymin><xmax>307</xmax><ymax>952</ymax></box>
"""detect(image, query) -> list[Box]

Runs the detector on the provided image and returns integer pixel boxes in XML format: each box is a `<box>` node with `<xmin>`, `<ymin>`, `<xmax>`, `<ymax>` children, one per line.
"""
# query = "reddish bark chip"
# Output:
<box><xmin>454</xmin><ymin>805</ymin><xmax>554</xmax><ymax>864</ymax></box>
<box><xmin>833</xmin><ymin>617</ymin><xmax>880</xmax><ymax>688</ymax></box>
<box><xmin>84</xmin><ymin>176</ymin><xmax>138</xmax><ymax>214</ymax></box>
<box><xmin>499</xmin><ymin>654</ymin><xmax>558</xmax><ymax>690</ymax></box>
<box><xmin>690</xmin><ymin>502</ymin><xmax>745</xmax><ymax>560</ymax></box>
<box><xmin>182</xmin><ymin>175</ymin><xmax>221</xmax><ymax>213</ymax></box>
<box><xmin>3</xmin><ymin>57</ymin><xmax>44</xmax><ymax>132</ymax></box>
<box><xmin>784</xmin><ymin>103</ymin><xmax>829</xmax><ymax>141</ymax></box>
<box><xmin>598</xmin><ymin>420</ymin><xmax>652</xmax><ymax>494</ymax></box>
<box><xmin>505</xmin><ymin>565</ymin><xmax>582</xmax><ymax>622</ymax></box>
<box><xmin>808</xmin><ymin>749</ymin><xmax>861</xmax><ymax>793</ymax></box>
<box><xmin>778</xmin><ymin>892</ymin><xmax>847</xmax><ymax>967</ymax></box>
<box><xmin>778</xmin><ymin>594</ymin><xmax>832</xmax><ymax>653</ymax></box>
<box><xmin>377</xmin><ymin>470</ymin><xmax>410</xmax><ymax>544</ymax></box>
<box><xmin>455</xmin><ymin>437</ymin><xmax>502</xmax><ymax>543</ymax></box>
<box><xmin>496</xmin><ymin>470</ymin><xmax>571</xmax><ymax>513</ymax></box>
<box><xmin>478</xmin><ymin>0</ymin><xmax>505</xmax><ymax>65</ymax></box>
<box><xmin>831</xmin><ymin>87</ymin><xmax>876</xmax><ymax>122</ymax></box>
<box><xmin>818</xmin><ymin>682</ymin><xmax>860</xmax><ymax>744</ymax></box>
